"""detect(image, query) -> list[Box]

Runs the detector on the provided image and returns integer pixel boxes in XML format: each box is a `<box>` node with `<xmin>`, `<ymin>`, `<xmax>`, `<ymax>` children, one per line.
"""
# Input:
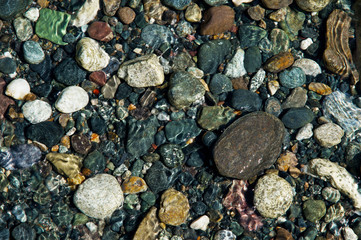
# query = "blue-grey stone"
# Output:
<box><xmin>162</xmin><ymin>0</ymin><xmax>191</xmax><ymax>10</ymax></box>
<box><xmin>26</xmin><ymin>121</ymin><xmax>64</xmax><ymax>147</ymax></box>
<box><xmin>230</xmin><ymin>89</ymin><xmax>262</xmax><ymax>112</ymax></box>
<box><xmin>281</xmin><ymin>107</ymin><xmax>315</xmax><ymax>129</ymax></box>
<box><xmin>126</xmin><ymin>116</ymin><xmax>159</xmax><ymax>158</ymax></box>
<box><xmin>244</xmin><ymin>46</ymin><xmax>262</xmax><ymax>73</ymax></box>
<box><xmin>83</xmin><ymin>150</ymin><xmax>106</xmax><ymax>176</ymax></box>
<box><xmin>11</xmin><ymin>223</ymin><xmax>36</xmax><ymax>240</ymax></box>
<box><xmin>54</xmin><ymin>58</ymin><xmax>86</xmax><ymax>86</ymax></box>
<box><xmin>279</xmin><ymin>67</ymin><xmax>306</xmax><ymax>89</ymax></box>
<box><xmin>198</xmin><ymin>39</ymin><xmax>231</xmax><ymax>74</ymax></box>
<box><xmin>23</xmin><ymin>41</ymin><xmax>45</xmax><ymax>64</ymax></box>
<box><xmin>141</xmin><ymin>24</ymin><xmax>175</xmax><ymax>49</ymax></box>
<box><xmin>0</xmin><ymin>57</ymin><xmax>17</xmax><ymax>74</ymax></box>
<box><xmin>238</xmin><ymin>24</ymin><xmax>267</xmax><ymax>49</ymax></box>
<box><xmin>209</xmin><ymin>74</ymin><xmax>232</xmax><ymax>95</ymax></box>
<box><xmin>0</xmin><ymin>144</ymin><xmax>41</xmax><ymax>170</ymax></box>
<box><xmin>165</xmin><ymin>119</ymin><xmax>202</xmax><ymax>144</ymax></box>
<box><xmin>159</xmin><ymin>143</ymin><xmax>184</xmax><ymax>168</ymax></box>
<box><xmin>0</xmin><ymin>0</ymin><xmax>31</xmax><ymax>20</ymax></box>
<box><xmin>144</xmin><ymin>161</ymin><xmax>179</xmax><ymax>194</ymax></box>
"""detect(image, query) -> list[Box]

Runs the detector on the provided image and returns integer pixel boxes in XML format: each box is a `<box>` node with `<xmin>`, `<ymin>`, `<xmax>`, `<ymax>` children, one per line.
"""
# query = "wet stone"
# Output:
<box><xmin>270</xmin><ymin>28</ymin><xmax>290</xmax><ymax>55</ymax></box>
<box><xmin>0</xmin><ymin>0</ymin><xmax>31</xmax><ymax>20</ymax></box>
<box><xmin>71</xmin><ymin>133</ymin><xmax>92</xmax><ymax>155</ymax></box>
<box><xmin>145</xmin><ymin>161</ymin><xmax>175</xmax><ymax>194</ymax></box>
<box><xmin>214</xmin><ymin>230</ymin><xmax>236</xmax><ymax>240</ymax></box>
<box><xmin>55</xmin><ymin>86</ymin><xmax>89</xmax><ymax>113</ymax></box>
<box><xmin>265</xmin><ymin>97</ymin><xmax>282</xmax><ymax>117</ymax></box>
<box><xmin>0</xmin><ymin>144</ymin><xmax>41</xmax><ymax>170</ymax></box>
<box><xmin>168</xmin><ymin>71</ymin><xmax>205</xmax><ymax>109</ymax></box>
<box><xmin>11</xmin><ymin>223</ymin><xmax>36</xmax><ymax>240</ymax></box>
<box><xmin>264</xmin><ymin>51</ymin><xmax>294</xmax><ymax>73</ymax></box>
<box><xmin>198</xmin><ymin>39</ymin><xmax>232</xmax><ymax>74</ymax></box>
<box><xmin>303</xmin><ymin>200</ymin><xmax>326</xmax><ymax>223</ymax></box>
<box><xmin>22</xmin><ymin>99</ymin><xmax>52</xmax><ymax>124</ymax></box>
<box><xmin>159</xmin><ymin>188</ymin><xmax>190</xmax><ymax>226</ymax></box>
<box><xmin>87</xmin><ymin>21</ymin><xmax>113</xmax><ymax>42</ymax></box>
<box><xmin>281</xmin><ymin>87</ymin><xmax>308</xmax><ymax>109</ymax></box>
<box><xmin>185</xmin><ymin>3</ymin><xmax>202</xmax><ymax>22</ymax></box>
<box><xmin>23</xmin><ymin>41</ymin><xmax>45</xmax><ymax>65</ymax></box>
<box><xmin>5</xmin><ymin>78</ymin><xmax>30</xmax><ymax>100</ymax></box>
<box><xmin>280</xmin><ymin>7</ymin><xmax>305</xmax><ymax>40</ymax></box>
<box><xmin>197</xmin><ymin>106</ymin><xmax>236</xmax><ymax>131</ymax></box>
<box><xmin>230</xmin><ymin>89</ymin><xmax>262</xmax><ymax>112</ymax></box>
<box><xmin>244</xmin><ymin>46</ymin><xmax>262</xmax><ymax>74</ymax></box>
<box><xmin>83</xmin><ymin>150</ymin><xmax>106</xmax><ymax>176</ymax></box>
<box><xmin>46</xmin><ymin>153</ymin><xmax>82</xmax><ymax>178</ymax></box>
<box><xmin>13</xmin><ymin>17</ymin><xmax>32</xmax><ymax>41</ymax></box>
<box><xmin>248</xmin><ymin>5</ymin><xmax>265</xmax><ymax>21</ymax></box>
<box><xmin>281</xmin><ymin>107</ymin><xmax>315</xmax><ymax>129</ymax></box>
<box><xmin>209</xmin><ymin>74</ymin><xmax>233</xmax><ymax>95</ymax></box>
<box><xmin>76</xmin><ymin>37</ymin><xmax>110</xmax><ymax>72</ymax></box>
<box><xmin>200</xmin><ymin>5</ymin><xmax>235</xmax><ymax>36</ymax></box>
<box><xmin>313</xmin><ymin>123</ymin><xmax>344</xmax><ymax>148</ymax></box>
<box><xmin>103</xmin><ymin>0</ymin><xmax>121</xmax><ymax>16</ymax></box>
<box><xmin>121</xmin><ymin>176</ymin><xmax>148</xmax><ymax>194</ymax></box>
<box><xmin>54</xmin><ymin>58</ymin><xmax>86</xmax><ymax>86</ymax></box>
<box><xmin>0</xmin><ymin>57</ymin><xmax>17</xmax><ymax>74</ymax></box>
<box><xmin>238</xmin><ymin>24</ymin><xmax>267</xmax><ymax>49</ymax></box>
<box><xmin>165</xmin><ymin>119</ymin><xmax>202</xmax><ymax>144</ymax></box>
<box><xmin>159</xmin><ymin>143</ymin><xmax>184</xmax><ymax>168</ymax></box>
<box><xmin>224</xmin><ymin>48</ymin><xmax>247</xmax><ymax>78</ymax></box>
<box><xmin>279</xmin><ymin>67</ymin><xmax>306</xmax><ymax>89</ymax></box>
<box><xmin>213</xmin><ymin>112</ymin><xmax>285</xmax><ymax>179</ymax></box>
<box><xmin>26</xmin><ymin>121</ymin><xmax>64</xmax><ymax>147</ymax></box>
<box><xmin>141</xmin><ymin>24</ymin><xmax>175</xmax><ymax>49</ymax></box>
<box><xmin>133</xmin><ymin>207</ymin><xmax>161</xmax><ymax>240</ymax></box>
<box><xmin>117</xmin><ymin>7</ymin><xmax>136</xmax><ymax>24</ymax></box>
<box><xmin>162</xmin><ymin>0</ymin><xmax>191</xmax><ymax>10</ymax></box>
<box><xmin>261</xmin><ymin>0</ymin><xmax>293</xmax><ymax>9</ymax></box>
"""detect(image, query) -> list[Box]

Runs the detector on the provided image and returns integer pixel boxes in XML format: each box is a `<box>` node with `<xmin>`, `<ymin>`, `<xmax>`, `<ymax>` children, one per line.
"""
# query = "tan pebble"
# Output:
<box><xmin>276</xmin><ymin>151</ymin><xmax>298</xmax><ymax>172</ymax></box>
<box><xmin>185</xmin><ymin>3</ymin><xmax>202</xmax><ymax>22</ymax></box>
<box><xmin>308</xmin><ymin>82</ymin><xmax>332</xmax><ymax>95</ymax></box>
<box><xmin>121</xmin><ymin>176</ymin><xmax>148</xmax><ymax>194</ymax></box>
<box><xmin>264</xmin><ymin>52</ymin><xmax>294</xmax><ymax>73</ymax></box>
<box><xmin>117</xmin><ymin>7</ymin><xmax>136</xmax><ymax>24</ymax></box>
<box><xmin>248</xmin><ymin>5</ymin><xmax>265</xmax><ymax>21</ymax></box>
<box><xmin>289</xmin><ymin>166</ymin><xmax>301</xmax><ymax>178</ymax></box>
<box><xmin>268</xmin><ymin>7</ymin><xmax>287</xmax><ymax>22</ymax></box>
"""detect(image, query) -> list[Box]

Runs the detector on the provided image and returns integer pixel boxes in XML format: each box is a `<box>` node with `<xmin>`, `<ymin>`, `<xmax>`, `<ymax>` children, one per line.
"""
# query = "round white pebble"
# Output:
<box><xmin>300</xmin><ymin>38</ymin><xmax>313</xmax><ymax>50</ymax></box>
<box><xmin>22</xmin><ymin>100</ymin><xmax>52</xmax><ymax>124</ymax></box>
<box><xmin>24</xmin><ymin>7</ymin><xmax>40</xmax><ymax>22</ymax></box>
<box><xmin>190</xmin><ymin>215</ymin><xmax>210</xmax><ymax>231</ymax></box>
<box><xmin>55</xmin><ymin>86</ymin><xmax>89</xmax><ymax>113</ymax></box>
<box><xmin>5</xmin><ymin>78</ymin><xmax>31</xmax><ymax>100</ymax></box>
<box><xmin>73</xmin><ymin>174</ymin><xmax>124</xmax><ymax>219</ymax></box>
<box><xmin>296</xmin><ymin>123</ymin><xmax>313</xmax><ymax>141</ymax></box>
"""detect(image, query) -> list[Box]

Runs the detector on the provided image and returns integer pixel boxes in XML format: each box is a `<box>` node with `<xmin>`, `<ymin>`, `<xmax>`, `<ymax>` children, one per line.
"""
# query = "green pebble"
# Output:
<box><xmin>230</xmin><ymin>222</ymin><xmax>244</xmax><ymax>236</ymax></box>
<box><xmin>72</xmin><ymin>213</ymin><xmax>89</xmax><ymax>226</ymax></box>
<box><xmin>303</xmin><ymin>200</ymin><xmax>326</xmax><ymax>223</ymax></box>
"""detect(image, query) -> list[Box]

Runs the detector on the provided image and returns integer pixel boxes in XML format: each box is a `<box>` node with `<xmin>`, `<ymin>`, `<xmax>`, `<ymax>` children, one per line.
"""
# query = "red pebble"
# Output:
<box><xmin>89</xmin><ymin>71</ymin><xmax>107</xmax><ymax>86</ymax></box>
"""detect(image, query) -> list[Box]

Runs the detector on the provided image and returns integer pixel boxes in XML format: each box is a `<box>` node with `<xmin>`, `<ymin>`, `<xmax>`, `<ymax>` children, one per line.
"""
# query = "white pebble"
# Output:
<box><xmin>300</xmin><ymin>38</ymin><xmax>313</xmax><ymax>50</ymax></box>
<box><xmin>232</xmin><ymin>0</ymin><xmax>253</xmax><ymax>7</ymax></box>
<box><xmin>22</xmin><ymin>100</ymin><xmax>52</xmax><ymax>124</ymax></box>
<box><xmin>190</xmin><ymin>215</ymin><xmax>210</xmax><ymax>231</ymax></box>
<box><xmin>55</xmin><ymin>86</ymin><xmax>89</xmax><ymax>113</ymax></box>
<box><xmin>296</xmin><ymin>123</ymin><xmax>313</xmax><ymax>141</ymax></box>
<box><xmin>24</xmin><ymin>7</ymin><xmax>40</xmax><ymax>22</ymax></box>
<box><xmin>342</xmin><ymin>226</ymin><xmax>358</xmax><ymax>240</ymax></box>
<box><xmin>86</xmin><ymin>222</ymin><xmax>98</xmax><ymax>233</ymax></box>
<box><xmin>314</xmin><ymin>123</ymin><xmax>344</xmax><ymax>148</ymax></box>
<box><xmin>5</xmin><ymin>78</ymin><xmax>30</xmax><ymax>100</ymax></box>
<box><xmin>214</xmin><ymin>230</ymin><xmax>236</xmax><ymax>240</ymax></box>
<box><xmin>224</xmin><ymin>48</ymin><xmax>247</xmax><ymax>78</ymax></box>
<box><xmin>293</xmin><ymin>58</ymin><xmax>322</xmax><ymax>77</ymax></box>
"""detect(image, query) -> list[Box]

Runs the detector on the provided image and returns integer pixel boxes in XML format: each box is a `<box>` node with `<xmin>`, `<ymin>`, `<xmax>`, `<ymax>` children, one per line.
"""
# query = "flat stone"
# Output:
<box><xmin>74</xmin><ymin>174</ymin><xmax>124</xmax><ymax>219</ymax></box>
<box><xmin>281</xmin><ymin>87</ymin><xmax>308</xmax><ymax>109</ymax></box>
<box><xmin>295</xmin><ymin>0</ymin><xmax>330</xmax><ymax>12</ymax></box>
<box><xmin>5</xmin><ymin>78</ymin><xmax>30</xmax><ymax>100</ymax></box>
<box><xmin>87</xmin><ymin>21</ymin><xmax>113</xmax><ymax>42</ymax></box>
<box><xmin>281</xmin><ymin>107</ymin><xmax>315</xmax><ymax>129</ymax></box>
<box><xmin>117</xmin><ymin>54</ymin><xmax>164</xmax><ymax>87</ymax></box>
<box><xmin>224</xmin><ymin>48</ymin><xmax>247</xmax><ymax>78</ymax></box>
<box><xmin>13</xmin><ymin>17</ymin><xmax>33</xmax><ymax>41</ymax></box>
<box><xmin>0</xmin><ymin>58</ymin><xmax>17</xmax><ymax>74</ymax></box>
<box><xmin>209</xmin><ymin>74</ymin><xmax>232</xmax><ymax>95</ymax></box>
<box><xmin>200</xmin><ymin>5</ymin><xmax>235</xmax><ymax>35</ymax></box>
<box><xmin>168</xmin><ymin>71</ymin><xmax>205</xmax><ymax>109</ymax></box>
<box><xmin>248</xmin><ymin>5</ymin><xmax>265</xmax><ymax>21</ymax></box>
<box><xmin>54</xmin><ymin>58</ymin><xmax>86</xmax><ymax>86</ymax></box>
<box><xmin>249</xmin><ymin>68</ymin><xmax>266</xmax><ymax>92</ymax></box>
<box><xmin>308</xmin><ymin>82</ymin><xmax>332</xmax><ymax>96</ymax></box>
<box><xmin>159</xmin><ymin>143</ymin><xmax>184</xmax><ymax>168</ymax></box>
<box><xmin>261</xmin><ymin>0</ymin><xmax>293</xmax><ymax>9</ymax></box>
<box><xmin>159</xmin><ymin>188</ymin><xmax>190</xmax><ymax>226</ymax></box>
<box><xmin>46</xmin><ymin>153</ymin><xmax>82</xmax><ymax>178</ymax></box>
<box><xmin>197</xmin><ymin>106</ymin><xmax>236</xmax><ymax>130</ymax></box>
<box><xmin>121</xmin><ymin>176</ymin><xmax>148</xmax><ymax>194</ymax></box>
<box><xmin>0</xmin><ymin>144</ymin><xmax>41</xmax><ymax>170</ymax></box>
<box><xmin>22</xmin><ymin>100</ymin><xmax>52</xmax><ymax>124</ymax></box>
<box><xmin>279</xmin><ymin>67</ymin><xmax>306</xmax><ymax>89</ymax></box>
<box><xmin>23</xmin><ymin>41</ymin><xmax>45</xmax><ymax>64</ymax></box>
<box><xmin>190</xmin><ymin>215</ymin><xmax>210</xmax><ymax>231</ymax></box>
<box><xmin>198</xmin><ymin>39</ymin><xmax>231</xmax><ymax>74</ymax></box>
<box><xmin>264</xmin><ymin>52</ymin><xmax>294</xmax><ymax>73</ymax></box>
<box><xmin>270</xmin><ymin>28</ymin><xmax>290</xmax><ymax>55</ymax></box>
<box><xmin>71</xmin><ymin>0</ymin><xmax>99</xmax><ymax>27</ymax></box>
<box><xmin>303</xmin><ymin>200</ymin><xmax>326</xmax><ymax>223</ymax></box>
<box><xmin>24</xmin><ymin>7</ymin><xmax>39</xmax><ymax>21</ymax></box>
<box><xmin>26</xmin><ymin>121</ymin><xmax>64</xmax><ymax>147</ymax></box>
<box><xmin>141</xmin><ymin>24</ymin><xmax>175</xmax><ymax>49</ymax></box>
<box><xmin>101</xmin><ymin>75</ymin><xmax>120</xmax><ymax>99</ymax></box>
<box><xmin>35</xmin><ymin>8</ymin><xmax>71</xmax><ymax>45</ymax></box>
<box><xmin>89</xmin><ymin>71</ymin><xmax>107</xmax><ymax>86</ymax></box>
<box><xmin>244</xmin><ymin>46</ymin><xmax>262</xmax><ymax>74</ymax></box>
<box><xmin>133</xmin><ymin>207</ymin><xmax>161</xmax><ymax>240</ymax></box>
<box><xmin>214</xmin><ymin>230</ymin><xmax>236</xmax><ymax>240</ymax></box>
<box><xmin>213</xmin><ymin>111</ymin><xmax>285</xmax><ymax>179</ymax></box>
<box><xmin>76</xmin><ymin>37</ymin><xmax>110</xmax><ymax>72</ymax></box>
<box><xmin>0</xmin><ymin>0</ymin><xmax>31</xmax><ymax>20</ymax></box>
<box><xmin>162</xmin><ymin>0</ymin><xmax>191</xmax><ymax>10</ymax></box>
<box><xmin>55</xmin><ymin>86</ymin><xmax>89</xmax><ymax>113</ymax></box>
<box><xmin>145</xmin><ymin>161</ymin><xmax>176</xmax><ymax>194</ymax></box>
<box><xmin>279</xmin><ymin>7</ymin><xmax>305</xmax><ymax>41</ymax></box>
<box><xmin>314</xmin><ymin>123</ymin><xmax>344</xmax><ymax>148</ymax></box>
<box><xmin>83</xmin><ymin>150</ymin><xmax>106</xmax><ymax>175</ymax></box>
<box><xmin>230</xmin><ymin>89</ymin><xmax>262</xmax><ymax>112</ymax></box>
<box><xmin>254</xmin><ymin>173</ymin><xmax>293</xmax><ymax>218</ymax></box>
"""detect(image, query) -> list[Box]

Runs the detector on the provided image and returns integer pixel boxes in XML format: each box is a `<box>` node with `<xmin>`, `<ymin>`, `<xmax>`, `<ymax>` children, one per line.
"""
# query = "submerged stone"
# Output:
<box><xmin>198</xmin><ymin>39</ymin><xmax>231</xmax><ymax>74</ymax></box>
<box><xmin>197</xmin><ymin>106</ymin><xmax>236</xmax><ymax>130</ymax></box>
<box><xmin>165</xmin><ymin>119</ymin><xmax>202</xmax><ymax>144</ymax></box>
<box><xmin>46</xmin><ymin>153</ymin><xmax>83</xmax><ymax>179</ymax></box>
<box><xmin>0</xmin><ymin>144</ymin><xmax>41</xmax><ymax>170</ymax></box>
<box><xmin>26</xmin><ymin>121</ymin><xmax>64</xmax><ymax>147</ymax></box>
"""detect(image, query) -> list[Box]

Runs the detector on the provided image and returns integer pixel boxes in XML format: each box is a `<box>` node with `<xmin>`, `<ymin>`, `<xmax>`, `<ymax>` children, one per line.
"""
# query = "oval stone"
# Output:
<box><xmin>213</xmin><ymin>111</ymin><xmax>285</xmax><ymax>180</ymax></box>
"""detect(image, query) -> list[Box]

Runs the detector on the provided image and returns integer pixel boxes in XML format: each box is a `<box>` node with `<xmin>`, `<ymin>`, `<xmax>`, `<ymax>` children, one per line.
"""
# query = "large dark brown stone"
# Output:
<box><xmin>200</xmin><ymin>5</ymin><xmax>235</xmax><ymax>36</ymax></box>
<box><xmin>213</xmin><ymin>111</ymin><xmax>285</xmax><ymax>180</ymax></box>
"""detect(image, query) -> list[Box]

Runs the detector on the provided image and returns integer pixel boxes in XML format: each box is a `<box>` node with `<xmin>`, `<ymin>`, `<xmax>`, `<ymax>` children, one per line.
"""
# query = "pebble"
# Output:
<box><xmin>87</xmin><ymin>21</ymin><xmax>113</xmax><ymax>42</ymax></box>
<box><xmin>22</xmin><ymin>100</ymin><xmax>52</xmax><ymax>124</ymax></box>
<box><xmin>300</xmin><ymin>38</ymin><xmax>313</xmax><ymax>50</ymax></box>
<box><xmin>265</xmin><ymin>97</ymin><xmax>282</xmax><ymax>116</ymax></box>
<box><xmin>5</xmin><ymin>78</ymin><xmax>30</xmax><ymax>100</ymax></box>
<box><xmin>23</xmin><ymin>41</ymin><xmax>45</xmax><ymax>64</ymax></box>
<box><xmin>276</xmin><ymin>151</ymin><xmax>298</xmax><ymax>171</ymax></box>
<box><xmin>261</xmin><ymin>0</ymin><xmax>293</xmax><ymax>9</ymax></box>
<box><xmin>313</xmin><ymin>123</ymin><xmax>344</xmax><ymax>148</ymax></box>
<box><xmin>71</xmin><ymin>0</ymin><xmax>99</xmax><ymax>27</ymax></box>
<box><xmin>224</xmin><ymin>48</ymin><xmax>247</xmax><ymax>78</ymax></box>
<box><xmin>276</xmin><ymin>227</ymin><xmax>294</xmax><ymax>240</ymax></box>
<box><xmin>35</xmin><ymin>8</ymin><xmax>71</xmax><ymax>45</ymax></box>
<box><xmin>102</xmin><ymin>0</ymin><xmax>121</xmax><ymax>16</ymax></box>
<box><xmin>293</xmin><ymin>58</ymin><xmax>321</xmax><ymax>77</ymax></box>
<box><xmin>209</xmin><ymin>74</ymin><xmax>232</xmax><ymax>95</ymax></box>
<box><xmin>213</xmin><ymin>112</ymin><xmax>284</xmax><ymax>179</ymax></box>
<box><xmin>296</xmin><ymin>123</ymin><xmax>313</xmax><ymax>141</ymax></box>
<box><xmin>101</xmin><ymin>75</ymin><xmax>121</xmax><ymax>99</ymax></box>
<box><xmin>238</xmin><ymin>24</ymin><xmax>267</xmax><ymax>49</ymax></box>
<box><xmin>165</xmin><ymin>119</ymin><xmax>202</xmax><ymax>144</ymax></box>
<box><xmin>281</xmin><ymin>107</ymin><xmax>315</xmax><ymax>129</ymax></box>
<box><xmin>54</xmin><ymin>58</ymin><xmax>86</xmax><ymax>86</ymax></box>
<box><xmin>200</xmin><ymin>5</ymin><xmax>235</xmax><ymax>35</ymax></box>
<box><xmin>46</xmin><ymin>153</ymin><xmax>82</xmax><ymax>178</ymax></box>
<box><xmin>190</xmin><ymin>215</ymin><xmax>210</xmax><ymax>231</ymax></box>
<box><xmin>197</xmin><ymin>106</ymin><xmax>236</xmax><ymax>130</ymax></box>
<box><xmin>198</xmin><ymin>39</ymin><xmax>231</xmax><ymax>74</ymax></box>
<box><xmin>343</xmin><ymin>226</ymin><xmax>358</xmax><ymax>240</ymax></box>
<box><xmin>269</xmin><ymin>8</ymin><xmax>287</xmax><ymax>22</ymax></box>
<box><xmin>254</xmin><ymin>173</ymin><xmax>293</xmax><ymax>218</ymax></box>
<box><xmin>74</xmin><ymin>174</ymin><xmax>124</xmax><ymax>219</ymax></box>
<box><xmin>117</xmin><ymin>54</ymin><xmax>164</xmax><ymax>87</ymax></box>
<box><xmin>145</xmin><ymin>161</ymin><xmax>175</xmax><ymax>193</ymax></box>
<box><xmin>230</xmin><ymin>89</ymin><xmax>262</xmax><ymax>112</ymax></box>
<box><xmin>185</xmin><ymin>3</ymin><xmax>202</xmax><ymax>22</ymax></box>
<box><xmin>214</xmin><ymin>230</ymin><xmax>236</xmax><ymax>240</ymax></box>
<box><xmin>281</xmin><ymin>87</ymin><xmax>308</xmax><ymax>109</ymax></box>
<box><xmin>168</xmin><ymin>71</ymin><xmax>205</xmax><ymax>109</ymax></box>
<box><xmin>270</xmin><ymin>28</ymin><xmax>290</xmax><ymax>55</ymax></box>
<box><xmin>141</xmin><ymin>24</ymin><xmax>175</xmax><ymax>49</ymax></box>
<box><xmin>117</xmin><ymin>7</ymin><xmax>136</xmax><ymax>24</ymax></box>
<box><xmin>0</xmin><ymin>0</ymin><xmax>31</xmax><ymax>20</ymax></box>
<box><xmin>55</xmin><ymin>86</ymin><xmax>89</xmax><ymax>113</ymax></box>
<box><xmin>295</xmin><ymin>0</ymin><xmax>331</xmax><ymax>12</ymax></box>
<box><xmin>133</xmin><ymin>207</ymin><xmax>161</xmax><ymax>240</ymax></box>
<box><xmin>307</xmin><ymin>158</ymin><xmax>361</xmax><ymax>209</ymax></box>
<box><xmin>162</xmin><ymin>0</ymin><xmax>191</xmax><ymax>10</ymax></box>
<box><xmin>23</xmin><ymin>7</ymin><xmax>39</xmax><ymax>21</ymax></box>
<box><xmin>71</xmin><ymin>133</ymin><xmax>92</xmax><ymax>155</ymax></box>
<box><xmin>11</xmin><ymin>223</ymin><xmax>36</xmax><ymax>240</ymax></box>
<box><xmin>89</xmin><ymin>71</ymin><xmax>107</xmax><ymax>86</ymax></box>
<box><xmin>322</xmin><ymin>187</ymin><xmax>341</xmax><ymax>203</ymax></box>
<box><xmin>159</xmin><ymin>143</ymin><xmax>184</xmax><ymax>168</ymax></box>
<box><xmin>249</xmin><ymin>68</ymin><xmax>266</xmax><ymax>92</ymax></box>
<box><xmin>244</xmin><ymin>47</ymin><xmax>262</xmax><ymax>74</ymax></box>
<box><xmin>264</xmin><ymin>52</ymin><xmax>294</xmax><ymax>73</ymax></box>
<box><xmin>158</xmin><ymin>188</ymin><xmax>190</xmax><ymax>226</ymax></box>
<box><xmin>279</xmin><ymin>67</ymin><xmax>306</xmax><ymax>89</ymax></box>
<box><xmin>302</xmin><ymin>200</ymin><xmax>326</xmax><ymax>223</ymax></box>
<box><xmin>248</xmin><ymin>5</ymin><xmax>265</xmax><ymax>21</ymax></box>
<box><xmin>13</xmin><ymin>17</ymin><xmax>33</xmax><ymax>41</ymax></box>
<box><xmin>121</xmin><ymin>176</ymin><xmax>148</xmax><ymax>194</ymax></box>
<box><xmin>0</xmin><ymin>57</ymin><xmax>17</xmax><ymax>74</ymax></box>
<box><xmin>280</xmin><ymin>8</ymin><xmax>305</xmax><ymax>40</ymax></box>
<box><xmin>83</xmin><ymin>150</ymin><xmax>106</xmax><ymax>175</ymax></box>
<box><xmin>0</xmin><ymin>144</ymin><xmax>41</xmax><ymax>170</ymax></box>
<box><xmin>308</xmin><ymin>82</ymin><xmax>332</xmax><ymax>95</ymax></box>
<box><xmin>26</xmin><ymin>121</ymin><xmax>64</xmax><ymax>147</ymax></box>
<box><xmin>76</xmin><ymin>37</ymin><xmax>110</xmax><ymax>72</ymax></box>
